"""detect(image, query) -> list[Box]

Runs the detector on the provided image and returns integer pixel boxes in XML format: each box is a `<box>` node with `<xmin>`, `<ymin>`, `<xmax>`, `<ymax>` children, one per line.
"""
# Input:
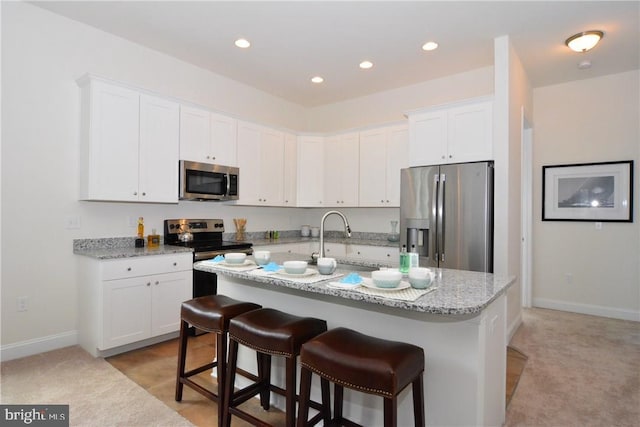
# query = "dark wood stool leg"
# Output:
<box><xmin>320</xmin><ymin>377</ymin><xmax>331</xmax><ymax>424</ymax></box>
<box><xmin>296</xmin><ymin>366</ymin><xmax>312</xmax><ymax>427</ymax></box>
<box><xmin>412</xmin><ymin>373</ymin><xmax>425</xmax><ymax>427</ymax></box>
<box><xmin>383</xmin><ymin>396</ymin><xmax>397</xmax><ymax>427</ymax></box>
<box><xmin>285</xmin><ymin>357</ymin><xmax>297</xmax><ymax>427</ymax></box>
<box><xmin>174</xmin><ymin>320</ymin><xmax>189</xmax><ymax>401</ymax></box>
<box><xmin>258</xmin><ymin>352</ymin><xmax>272</xmax><ymax>410</ymax></box>
<box><xmin>333</xmin><ymin>384</ymin><xmax>344</xmax><ymax>424</ymax></box>
<box><xmin>216</xmin><ymin>331</ymin><xmax>227</xmax><ymax>427</ymax></box>
<box><xmin>223</xmin><ymin>339</ymin><xmax>239</xmax><ymax>427</ymax></box>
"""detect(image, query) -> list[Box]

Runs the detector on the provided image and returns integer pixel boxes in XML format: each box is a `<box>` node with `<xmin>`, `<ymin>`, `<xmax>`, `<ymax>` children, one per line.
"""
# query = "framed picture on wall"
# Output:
<box><xmin>542</xmin><ymin>160</ymin><xmax>634</xmax><ymax>222</ymax></box>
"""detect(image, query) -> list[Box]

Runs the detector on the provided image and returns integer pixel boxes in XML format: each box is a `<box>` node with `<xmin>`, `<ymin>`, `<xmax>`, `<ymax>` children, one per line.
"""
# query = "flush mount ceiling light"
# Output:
<box><xmin>359</xmin><ymin>61</ymin><xmax>373</xmax><ymax>69</ymax></box>
<box><xmin>422</xmin><ymin>41</ymin><xmax>438</xmax><ymax>51</ymax></box>
<box><xmin>565</xmin><ymin>30</ymin><xmax>603</xmax><ymax>52</ymax></box>
<box><xmin>234</xmin><ymin>38</ymin><xmax>251</xmax><ymax>49</ymax></box>
<box><xmin>311</xmin><ymin>76</ymin><xmax>324</xmax><ymax>84</ymax></box>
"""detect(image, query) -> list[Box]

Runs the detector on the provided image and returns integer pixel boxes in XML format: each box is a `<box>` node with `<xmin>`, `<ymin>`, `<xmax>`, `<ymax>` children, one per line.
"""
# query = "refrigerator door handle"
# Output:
<box><xmin>431</xmin><ymin>173</ymin><xmax>439</xmax><ymax>263</ymax></box>
<box><xmin>438</xmin><ymin>173</ymin><xmax>445</xmax><ymax>263</ymax></box>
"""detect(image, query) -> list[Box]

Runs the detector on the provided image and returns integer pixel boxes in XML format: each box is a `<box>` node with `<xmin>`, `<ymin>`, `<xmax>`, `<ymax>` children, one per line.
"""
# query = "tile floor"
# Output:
<box><xmin>107</xmin><ymin>334</ymin><xmax>525</xmax><ymax>427</ymax></box>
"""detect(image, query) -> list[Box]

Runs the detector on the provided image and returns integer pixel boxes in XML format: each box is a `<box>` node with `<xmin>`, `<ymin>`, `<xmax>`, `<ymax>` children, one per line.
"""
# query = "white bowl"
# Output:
<box><xmin>283</xmin><ymin>260</ymin><xmax>308</xmax><ymax>274</ymax></box>
<box><xmin>224</xmin><ymin>252</ymin><xmax>247</xmax><ymax>264</ymax></box>
<box><xmin>408</xmin><ymin>267</ymin><xmax>434</xmax><ymax>289</ymax></box>
<box><xmin>371</xmin><ymin>269</ymin><xmax>402</xmax><ymax>288</ymax></box>
<box><xmin>253</xmin><ymin>250</ymin><xmax>271</xmax><ymax>265</ymax></box>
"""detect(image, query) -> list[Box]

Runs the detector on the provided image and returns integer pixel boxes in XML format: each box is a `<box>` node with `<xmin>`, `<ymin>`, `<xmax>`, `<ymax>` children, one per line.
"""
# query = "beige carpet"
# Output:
<box><xmin>0</xmin><ymin>346</ymin><xmax>194</xmax><ymax>426</ymax></box>
<box><xmin>505</xmin><ymin>308</ymin><xmax>640</xmax><ymax>426</ymax></box>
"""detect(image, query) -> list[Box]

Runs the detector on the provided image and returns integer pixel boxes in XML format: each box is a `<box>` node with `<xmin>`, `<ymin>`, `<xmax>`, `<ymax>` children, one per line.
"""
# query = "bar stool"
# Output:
<box><xmin>297</xmin><ymin>327</ymin><xmax>425</xmax><ymax>427</ymax></box>
<box><xmin>223</xmin><ymin>308</ymin><xmax>328</xmax><ymax>427</ymax></box>
<box><xmin>175</xmin><ymin>295</ymin><xmax>261</xmax><ymax>427</ymax></box>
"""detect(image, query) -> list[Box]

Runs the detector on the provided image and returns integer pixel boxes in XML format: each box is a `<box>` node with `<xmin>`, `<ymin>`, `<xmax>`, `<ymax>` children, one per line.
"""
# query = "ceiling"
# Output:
<box><xmin>32</xmin><ymin>1</ymin><xmax>639</xmax><ymax>107</ymax></box>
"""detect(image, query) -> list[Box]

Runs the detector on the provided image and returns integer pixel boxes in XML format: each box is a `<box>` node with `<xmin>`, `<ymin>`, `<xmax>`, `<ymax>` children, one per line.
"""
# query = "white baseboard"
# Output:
<box><xmin>532</xmin><ymin>298</ymin><xmax>640</xmax><ymax>322</ymax></box>
<box><xmin>0</xmin><ymin>330</ymin><xmax>78</xmax><ymax>362</ymax></box>
<box><xmin>507</xmin><ymin>311</ymin><xmax>523</xmax><ymax>342</ymax></box>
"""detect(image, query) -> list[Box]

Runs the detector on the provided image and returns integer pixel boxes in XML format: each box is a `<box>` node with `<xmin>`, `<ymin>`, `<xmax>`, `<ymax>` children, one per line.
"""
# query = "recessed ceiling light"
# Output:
<box><xmin>311</xmin><ymin>76</ymin><xmax>324</xmax><ymax>84</ymax></box>
<box><xmin>359</xmin><ymin>61</ymin><xmax>374</xmax><ymax>69</ymax></box>
<box><xmin>565</xmin><ymin>30</ymin><xmax>603</xmax><ymax>52</ymax></box>
<box><xmin>234</xmin><ymin>38</ymin><xmax>251</xmax><ymax>49</ymax></box>
<box><xmin>422</xmin><ymin>41</ymin><xmax>438</xmax><ymax>51</ymax></box>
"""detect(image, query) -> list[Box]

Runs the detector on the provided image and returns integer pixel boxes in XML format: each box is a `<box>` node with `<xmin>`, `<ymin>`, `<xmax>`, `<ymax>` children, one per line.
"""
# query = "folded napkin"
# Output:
<box><xmin>260</xmin><ymin>262</ymin><xmax>282</xmax><ymax>272</ymax></box>
<box><xmin>340</xmin><ymin>273</ymin><xmax>363</xmax><ymax>284</ymax></box>
<box><xmin>211</xmin><ymin>255</ymin><xmax>225</xmax><ymax>262</ymax></box>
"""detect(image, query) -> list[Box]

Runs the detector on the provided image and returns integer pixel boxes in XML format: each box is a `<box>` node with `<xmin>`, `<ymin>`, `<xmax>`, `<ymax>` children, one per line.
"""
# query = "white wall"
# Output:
<box><xmin>532</xmin><ymin>70</ymin><xmax>640</xmax><ymax>321</ymax></box>
<box><xmin>306</xmin><ymin>67</ymin><xmax>494</xmax><ymax>132</ymax></box>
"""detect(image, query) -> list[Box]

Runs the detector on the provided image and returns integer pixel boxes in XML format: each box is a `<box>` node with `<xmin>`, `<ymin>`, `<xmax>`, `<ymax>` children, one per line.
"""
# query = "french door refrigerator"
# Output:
<box><xmin>400</xmin><ymin>161</ymin><xmax>494</xmax><ymax>273</ymax></box>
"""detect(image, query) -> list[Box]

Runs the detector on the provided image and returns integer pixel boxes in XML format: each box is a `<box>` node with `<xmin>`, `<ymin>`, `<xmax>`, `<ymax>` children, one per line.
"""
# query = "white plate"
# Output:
<box><xmin>361</xmin><ymin>278</ymin><xmax>411</xmax><ymax>291</ymax></box>
<box><xmin>275</xmin><ymin>268</ymin><xmax>318</xmax><ymax>278</ymax></box>
<box><xmin>218</xmin><ymin>260</ymin><xmax>255</xmax><ymax>267</ymax></box>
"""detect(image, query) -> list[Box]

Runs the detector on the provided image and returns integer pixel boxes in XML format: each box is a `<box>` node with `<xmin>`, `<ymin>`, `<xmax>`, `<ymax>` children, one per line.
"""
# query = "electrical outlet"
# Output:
<box><xmin>17</xmin><ymin>296</ymin><xmax>28</xmax><ymax>312</ymax></box>
<box><xmin>595</xmin><ymin>222</ymin><xmax>602</xmax><ymax>230</ymax></box>
<box><xmin>565</xmin><ymin>273</ymin><xmax>573</xmax><ymax>285</ymax></box>
<box><xmin>65</xmin><ymin>215</ymin><xmax>81</xmax><ymax>229</ymax></box>
<box><xmin>127</xmin><ymin>216</ymin><xmax>137</xmax><ymax>228</ymax></box>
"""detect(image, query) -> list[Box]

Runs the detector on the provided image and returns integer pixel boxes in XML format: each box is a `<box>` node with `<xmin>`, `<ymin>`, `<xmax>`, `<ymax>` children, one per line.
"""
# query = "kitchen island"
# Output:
<box><xmin>195</xmin><ymin>252</ymin><xmax>515</xmax><ymax>427</ymax></box>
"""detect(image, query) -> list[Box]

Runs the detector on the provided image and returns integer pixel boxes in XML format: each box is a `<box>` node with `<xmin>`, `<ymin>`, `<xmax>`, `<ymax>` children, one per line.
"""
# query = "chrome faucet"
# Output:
<box><xmin>311</xmin><ymin>210</ymin><xmax>352</xmax><ymax>263</ymax></box>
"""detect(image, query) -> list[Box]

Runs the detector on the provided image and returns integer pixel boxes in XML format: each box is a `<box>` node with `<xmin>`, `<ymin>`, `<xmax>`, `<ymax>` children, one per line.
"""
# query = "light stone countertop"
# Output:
<box><xmin>73</xmin><ymin>237</ymin><xmax>193</xmax><ymax>259</ymax></box>
<box><xmin>194</xmin><ymin>252</ymin><xmax>515</xmax><ymax>316</ymax></box>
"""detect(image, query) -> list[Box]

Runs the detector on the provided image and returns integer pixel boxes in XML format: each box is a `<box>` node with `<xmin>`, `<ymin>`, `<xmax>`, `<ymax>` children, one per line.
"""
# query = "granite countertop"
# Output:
<box><xmin>73</xmin><ymin>237</ymin><xmax>193</xmax><ymax>259</ymax></box>
<box><xmin>194</xmin><ymin>252</ymin><xmax>515</xmax><ymax>316</ymax></box>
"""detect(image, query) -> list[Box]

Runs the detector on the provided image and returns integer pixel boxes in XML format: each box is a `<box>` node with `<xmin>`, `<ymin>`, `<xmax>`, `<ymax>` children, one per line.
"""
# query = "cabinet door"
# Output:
<box><xmin>386</xmin><ymin>125</ymin><xmax>409</xmax><ymax>206</ymax></box>
<box><xmin>283</xmin><ymin>133</ymin><xmax>297</xmax><ymax>206</ymax></box>
<box><xmin>210</xmin><ymin>112</ymin><xmax>237</xmax><ymax>166</ymax></box>
<box><xmin>260</xmin><ymin>128</ymin><xmax>285</xmax><ymax>206</ymax></box>
<box><xmin>408</xmin><ymin>110</ymin><xmax>447</xmax><ymax>166</ymax></box>
<box><xmin>359</xmin><ymin>128</ymin><xmax>388</xmax><ymax>206</ymax></box>
<box><xmin>102</xmin><ymin>277</ymin><xmax>151</xmax><ymax>349</ymax></box>
<box><xmin>325</xmin><ymin>133</ymin><xmax>359</xmax><ymax>206</ymax></box>
<box><xmin>447</xmin><ymin>102</ymin><xmax>493</xmax><ymax>163</ymax></box>
<box><xmin>151</xmin><ymin>271</ymin><xmax>192</xmax><ymax>336</ymax></box>
<box><xmin>139</xmin><ymin>94</ymin><xmax>180</xmax><ymax>203</ymax></box>
<box><xmin>323</xmin><ymin>136</ymin><xmax>342</xmax><ymax>206</ymax></box>
<box><xmin>297</xmin><ymin>136</ymin><xmax>325</xmax><ymax>207</ymax></box>
<box><xmin>179</xmin><ymin>105</ymin><xmax>210</xmax><ymax>163</ymax></box>
<box><xmin>236</xmin><ymin>122</ymin><xmax>262</xmax><ymax>204</ymax></box>
<box><xmin>86</xmin><ymin>81</ymin><xmax>140</xmax><ymax>201</ymax></box>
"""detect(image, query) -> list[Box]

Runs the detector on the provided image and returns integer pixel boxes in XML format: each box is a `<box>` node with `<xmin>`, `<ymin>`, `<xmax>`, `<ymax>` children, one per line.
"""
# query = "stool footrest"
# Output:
<box><xmin>183</xmin><ymin>361</ymin><xmax>216</xmax><ymax>379</ymax></box>
<box><xmin>179</xmin><ymin>377</ymin><xmax>218</xmax><ymax>401</ymax></box>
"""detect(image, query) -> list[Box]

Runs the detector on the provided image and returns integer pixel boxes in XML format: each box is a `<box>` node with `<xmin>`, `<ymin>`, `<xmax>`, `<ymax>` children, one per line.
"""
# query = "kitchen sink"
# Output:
<box><xmin>335</xmin><ymin>263</ymin><xmax>377</xmax><ymax>273</ymax></box>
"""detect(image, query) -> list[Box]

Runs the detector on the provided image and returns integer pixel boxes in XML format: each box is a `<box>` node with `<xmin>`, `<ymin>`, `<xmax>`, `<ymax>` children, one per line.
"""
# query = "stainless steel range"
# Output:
<box><xmin>164</xmin><ymin>218</ymin><xmax>253</xmax><ymax>261</ymax></box>
<box><xmin>164</xmin><ymin>219</ymin><xmax>253</xmax><ymax>335</ymax></box>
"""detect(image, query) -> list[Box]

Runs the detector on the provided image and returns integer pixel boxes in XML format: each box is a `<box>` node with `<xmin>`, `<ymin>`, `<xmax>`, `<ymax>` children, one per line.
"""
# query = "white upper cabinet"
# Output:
<box><xmin>236</xmin><ymin>121</ymin><xmax>284</xmax><ymax>206</ymax></box>
<box><xmin>408</xmin><ymin>98</ymin><xmax>493</xmax><ymax>166</ymax></box>
<box><xmin>324</xmin><ymin>132</ymin><xmax>359</xmax><ymax>206</ymax></box>
<box><xmin>179</xmin><ymin>106</ymin><xmax>237</xmax><ymax>166</ymax></box>
<box><xmin>296</xmin><ymin>136</ymin><xmax>325</xmax><ymax>207</ymax></box>
<box><xmin>359</xmin><ymin>124</ymin><xmax>408</xmax><ymax>207</ymax></box>
<box><xmin>139</xmin><ymin>94</ymin><xmax>180</xmax><ymax>203</ymax></box>
<box><xmin>78</xmin><ymin>76</ymin><xmax>179</xmax><ymax>203</ymax></box>
<box><xmin>283</xmin><ymin>132</ymin><xmax>298</xmax><ymax>206</ymax></box>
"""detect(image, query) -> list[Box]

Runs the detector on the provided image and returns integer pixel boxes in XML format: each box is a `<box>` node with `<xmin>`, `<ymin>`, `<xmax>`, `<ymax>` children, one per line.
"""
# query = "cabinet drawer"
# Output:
<box><xmin>101</xmin><ymin>253</ymin><xmax>192</xmax><ymax>280</ymax></box>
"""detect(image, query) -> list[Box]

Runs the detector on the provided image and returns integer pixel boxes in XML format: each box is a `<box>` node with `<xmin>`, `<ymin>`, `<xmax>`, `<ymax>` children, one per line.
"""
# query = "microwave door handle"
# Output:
<box><xmin>431</xmin><ymin>174</ymin><xmax>439</xmax><ymax>263</ymax></box>
<box><xmin>225</xmin><ymin>173</ymin><xmax>230</xmax><ymax>196</ymax></box>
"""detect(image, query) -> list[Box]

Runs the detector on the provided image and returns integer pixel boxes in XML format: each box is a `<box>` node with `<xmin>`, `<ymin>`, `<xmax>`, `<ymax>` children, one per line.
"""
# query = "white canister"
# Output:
<box><xmin>301</xmin><ymin>225</ymin><xmax>311</xmax><ymax>237</ymax></box>
<box><xmin>311</xmin><ymin>226</ymin><xmax>320</xmax><ymax>238</ymax></box>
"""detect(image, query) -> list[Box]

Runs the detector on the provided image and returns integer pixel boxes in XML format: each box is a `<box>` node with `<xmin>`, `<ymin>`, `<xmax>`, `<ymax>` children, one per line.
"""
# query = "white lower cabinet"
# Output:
<box><xmin>78</xmin><ymin>253</ymin><xmax>192</xmax><ymax>357</ymax></box>
<box><xmin>345</xmin><ymin>244</ymin><xmax>399</xmax><ymax>266</ymax></box>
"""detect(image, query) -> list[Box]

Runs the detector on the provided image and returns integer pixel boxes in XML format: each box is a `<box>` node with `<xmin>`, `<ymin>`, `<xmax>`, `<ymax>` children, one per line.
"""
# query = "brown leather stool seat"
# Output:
<box><xmin>175</xmin><ymin>295</ymin><xmax>261</xmax><ymax>427</ymax></box>
<box><xmin>223</xmin><ymin>308</ymin><xmax>328</xmax><ymax>427</ymax></box>
<box><xmin>297</xmin><ymin>327</ymin><xmax>425</xmax><ymax>427</ymax></box>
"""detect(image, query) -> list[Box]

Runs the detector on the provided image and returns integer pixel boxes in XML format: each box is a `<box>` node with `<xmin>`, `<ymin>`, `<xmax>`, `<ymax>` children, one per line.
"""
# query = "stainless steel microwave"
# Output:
<box><xmin>179</xmin><ymin>160</ymin><xmax>239</xmax><ymax>201</ymax></box>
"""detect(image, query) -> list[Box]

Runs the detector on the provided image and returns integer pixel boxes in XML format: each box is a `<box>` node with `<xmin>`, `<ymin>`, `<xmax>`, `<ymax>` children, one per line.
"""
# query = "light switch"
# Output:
<box><xmin>65</xmin><ymin>215</ymin><xmax>81</xmax><ymax>229</ymax></box>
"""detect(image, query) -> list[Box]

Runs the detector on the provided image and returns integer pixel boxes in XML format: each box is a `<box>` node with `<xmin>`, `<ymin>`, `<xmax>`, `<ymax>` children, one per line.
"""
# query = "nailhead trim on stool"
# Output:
<box><xmin>175</xmin><ymin>295</ymin><xmax>261</xmax><ymax>427</ymax></box>
<box><xmin>223</xmin><ymin>308</ymin><xmax>328</xmax><ymax>427</ymax></box>
<box><xmin>297</xmin><ymin>327</ymin><xmax>425</xmax><ymax>427</ymax></box>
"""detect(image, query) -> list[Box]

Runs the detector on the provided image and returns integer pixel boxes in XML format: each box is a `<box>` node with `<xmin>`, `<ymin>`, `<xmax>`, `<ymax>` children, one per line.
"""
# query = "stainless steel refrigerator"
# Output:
<box><xmin>400</xmin><ymin>161</ymin><xmax>494</xmax><ymax>272</ymax></box>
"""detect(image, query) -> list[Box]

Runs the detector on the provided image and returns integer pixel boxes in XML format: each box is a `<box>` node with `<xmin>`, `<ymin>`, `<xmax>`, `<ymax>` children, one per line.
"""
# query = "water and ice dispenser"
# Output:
<box><xmin>403</xmin><ymin>219</ymin><xmax>429</xmax><ymax>258</ymax></box>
